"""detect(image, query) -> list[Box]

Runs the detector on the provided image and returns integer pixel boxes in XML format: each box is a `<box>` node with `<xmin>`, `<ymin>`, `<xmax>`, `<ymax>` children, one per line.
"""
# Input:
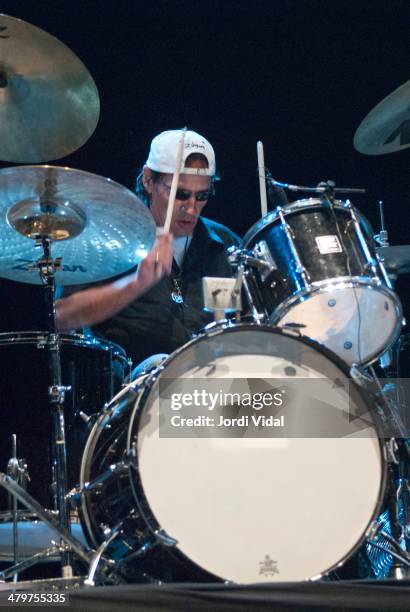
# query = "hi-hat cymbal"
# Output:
<box><xmin>354</xmin><ymin>81</ymin><xmax>410</xmax><ymax>155</ymax></box>
<box><xmin>0</xmin><ymin>14</ymin><xmax>100</xmax><ymax>163</ymax></box>
<box><xmin>0</xmin><ymin>165</ymin><xmax>156</xmax><ymax>285</ymax></box>
<box><xmin>376</xmin><ymin>245</ymin><xmax>410</xmax><ymax>276</ymax></box>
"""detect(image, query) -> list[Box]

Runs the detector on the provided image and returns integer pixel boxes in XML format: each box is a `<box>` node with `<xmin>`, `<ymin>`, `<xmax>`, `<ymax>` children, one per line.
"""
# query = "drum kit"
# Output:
<box><xmin>0</xmin><ymin>13</ymin><xmax>409</xmax><ymax>587</ymax></box>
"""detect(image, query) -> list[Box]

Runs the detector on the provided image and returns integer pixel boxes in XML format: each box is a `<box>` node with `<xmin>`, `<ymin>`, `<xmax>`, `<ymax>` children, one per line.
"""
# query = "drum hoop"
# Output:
<box><xmin>78</xmin><ymin>408</ymin><xmax>114</xmax><ymax>549</ymax></box>
<box><xmin>242</xmin><ymin>198</ymin><xmax>371</xmax><ymax>247</ymax></box>
<box><xmin>161</xmin><ymin>322</ymin><xmax>358</xmax><ymax>374</ymax></box>
<box><xmin>126</xmin><ymin>380</ymin><xmax>162</xmax><ymax>540</ymax></box>
<box><xmin>109</xmin><ymin>323</ymin><xmax>388</xmax><ymax>580</ymax></box>
<box><xmin>269</xmin><ymin>280</ymin><xmax>402</xmax><ymax>366</ymax></box>
<box><xmin>0</xmin><ymin>330</ymin><xmax>127</xmax><ymax>357</ymax></box>
<box><xmin>78</xmin><ymin>374</ymin><xmax>151</xmax><ymax>548</ymax></box>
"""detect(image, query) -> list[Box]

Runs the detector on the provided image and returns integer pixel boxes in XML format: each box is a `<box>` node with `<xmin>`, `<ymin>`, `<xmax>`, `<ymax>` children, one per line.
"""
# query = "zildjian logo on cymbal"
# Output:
<box><xmin>12</xmin><ymin>259</ymin><xmax>87</xmax><ymax>273</ymax></box>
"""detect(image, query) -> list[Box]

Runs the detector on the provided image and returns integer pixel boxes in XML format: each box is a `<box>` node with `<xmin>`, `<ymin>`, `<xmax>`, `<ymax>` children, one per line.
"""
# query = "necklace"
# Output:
<box><xmin>171</xmin><ymin>278</ymin><xmax>184</xmax><ymax>304</ymax></box>
<box><xmin>171</xmin><ymin>236</ymin><xmax>189</xmax><ymax>304</ymax></box>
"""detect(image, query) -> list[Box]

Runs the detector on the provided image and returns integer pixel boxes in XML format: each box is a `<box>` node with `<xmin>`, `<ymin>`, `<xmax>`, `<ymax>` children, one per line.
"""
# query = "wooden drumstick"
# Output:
<box><xmin>257</xmin><ymin>140</ymin><xmax>268</xmax><ymax>218</ymax></box>
<box><xmin>164</xmin><ymin>128</ymin><xmax>187</xmax><ymax>233</ymax></box>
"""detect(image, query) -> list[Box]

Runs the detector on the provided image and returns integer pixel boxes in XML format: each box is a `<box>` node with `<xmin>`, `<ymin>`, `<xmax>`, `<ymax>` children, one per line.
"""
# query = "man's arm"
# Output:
<box><xmin>56</xmin><ymin>233</ymin><xmax>173</xmax><ymax>330</ymax></box>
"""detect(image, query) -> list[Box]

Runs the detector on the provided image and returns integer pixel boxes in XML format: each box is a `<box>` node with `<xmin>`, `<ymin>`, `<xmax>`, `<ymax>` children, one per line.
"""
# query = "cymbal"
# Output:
<box><xmin>0</xmin><ymin>165</ymin><xmax>156</xmax><ymax>285</ymax></box>
<box><xmin>376</xmin><ymin>245</ymin><xmax>410</xmax><ymax>276</ymax></box>
<box><xmin>354</xmin><ymin>80</ymin><xmax>410</xmax><ymax>155</ymax></box>
<box><xmin>0</xmin><ymin>14</ymin><xmax>100</xmax><ymax>163</ymax></box>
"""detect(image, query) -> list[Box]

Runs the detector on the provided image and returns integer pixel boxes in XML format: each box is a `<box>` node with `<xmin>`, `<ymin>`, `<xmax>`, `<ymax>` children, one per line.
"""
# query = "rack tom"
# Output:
<box><xmin>242</xmin><ymin>198</ymin><xmax>402</xmax><ymax>365</ymax></box>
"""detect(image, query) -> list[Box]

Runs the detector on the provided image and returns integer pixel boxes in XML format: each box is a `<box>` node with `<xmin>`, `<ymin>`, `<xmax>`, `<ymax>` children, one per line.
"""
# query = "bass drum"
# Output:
<box><xmin>79</xmin><ymin>325</ymin><xmax>386</xmax><ymax>583</ymax></box>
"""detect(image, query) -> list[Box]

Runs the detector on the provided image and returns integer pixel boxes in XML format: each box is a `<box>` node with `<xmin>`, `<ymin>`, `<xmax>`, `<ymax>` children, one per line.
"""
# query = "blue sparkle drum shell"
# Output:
<box><xmin>242</xmin><ymin>199</ymin><xmax>402</xmax><ymax>365</ymax></box>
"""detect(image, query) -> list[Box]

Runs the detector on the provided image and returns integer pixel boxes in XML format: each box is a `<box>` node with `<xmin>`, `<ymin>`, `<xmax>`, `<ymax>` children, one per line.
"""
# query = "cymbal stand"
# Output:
<box><xmin>0</xmin><ymin>237</ymin><xmax>78</xmax><ymax>580</ymax></box>
<box><xmin>374</xmin><ymin>201</ymin><xmax>389</xmax><ymax>248</ymax></box>
<box><xmin>36</xmin><ymin>236</ymin><xmax>73</xmax><ymax>577</ymax></box>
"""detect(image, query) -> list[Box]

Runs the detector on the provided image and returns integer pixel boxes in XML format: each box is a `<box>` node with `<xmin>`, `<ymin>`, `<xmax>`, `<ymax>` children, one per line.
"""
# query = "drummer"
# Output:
<box><xmin>56</xmin><ymin>129</ymin><xmax>240</xmax><ymax>370</ymax></box>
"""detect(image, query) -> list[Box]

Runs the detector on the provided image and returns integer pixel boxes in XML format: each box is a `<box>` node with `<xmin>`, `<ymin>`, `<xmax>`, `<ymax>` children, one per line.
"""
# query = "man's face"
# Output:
<box><xmin>143</xmin><ymin>160</ymin><xmax>212</xmax><ymax>237</ymax></box>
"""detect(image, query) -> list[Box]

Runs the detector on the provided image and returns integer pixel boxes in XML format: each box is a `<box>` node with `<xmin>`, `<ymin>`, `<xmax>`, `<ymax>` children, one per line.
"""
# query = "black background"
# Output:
<box><xmin>0</xmin><ymin>0</ymin><xmax>408</xmax><ymax>329</ymax></box>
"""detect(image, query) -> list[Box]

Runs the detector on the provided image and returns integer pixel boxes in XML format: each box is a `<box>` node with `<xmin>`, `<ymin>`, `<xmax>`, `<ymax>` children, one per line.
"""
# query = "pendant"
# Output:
<box><xmin>171</xmin><ymin>278</ymin><xmax>184</xmax><ymax>304</ymax></box>
<box><xmin>171</xmin><ymin>291</ymin><xmax>184</xmax><ymax>304</ymax></box>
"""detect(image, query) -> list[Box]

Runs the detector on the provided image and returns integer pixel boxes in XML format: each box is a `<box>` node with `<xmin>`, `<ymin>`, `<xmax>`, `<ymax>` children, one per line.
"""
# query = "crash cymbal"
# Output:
<box><xmin>376</xmin><ymin>245</ymin><xmax>410</xmax><ymax>276</ymax></box>
<box><xmin>354</xmin><ymin>81</ymin><xmax>410</xmax><ymax>155</ymax></box>
<box><xmin>0</xmin><ymin>14</ymin><xmax>100</xmax><ymax>163</ymax></box>
<box><xmin>0</xmin><ymin>165</ymin><xmax>156</xmax><ymax>285</ymax></box>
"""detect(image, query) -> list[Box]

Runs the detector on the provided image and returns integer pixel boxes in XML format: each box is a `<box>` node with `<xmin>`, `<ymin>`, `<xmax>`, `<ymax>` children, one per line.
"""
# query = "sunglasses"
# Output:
<box><xmin>160</xmin><ymin>179</ymin><xmax>214</xmax><ymax>202</ymax></box>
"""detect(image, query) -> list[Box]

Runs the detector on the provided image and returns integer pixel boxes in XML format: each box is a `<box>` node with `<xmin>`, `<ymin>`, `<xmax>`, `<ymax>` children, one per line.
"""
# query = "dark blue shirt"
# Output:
<box><xmin>94</xmin><ymin>217</ymin><xmax>240</xmax><ymax>365</ymax></box>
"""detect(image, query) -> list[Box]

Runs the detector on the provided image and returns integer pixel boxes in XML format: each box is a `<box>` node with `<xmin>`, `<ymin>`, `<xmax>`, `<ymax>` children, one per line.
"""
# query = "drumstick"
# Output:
<box><xmin>164</xmin><ymin>127</ymin><xmax>187</xmax><ymax>233</ymax></box>
<box><xmin>257</xmin><ymin>141</ymin><xmax>268</xmax><ymax>218</ymax></box>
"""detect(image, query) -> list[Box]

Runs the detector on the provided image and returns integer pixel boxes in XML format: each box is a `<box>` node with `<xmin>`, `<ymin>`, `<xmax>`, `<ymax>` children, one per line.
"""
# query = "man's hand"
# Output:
<box><xmin>56</xmin><ymin>233</ymin><xmax>173</xmax><ymax>331</ymax></box>
<box><xmin>134</xmin><ymin>233</ymin><xmax>173</xmax><ymax>293</ymax></box>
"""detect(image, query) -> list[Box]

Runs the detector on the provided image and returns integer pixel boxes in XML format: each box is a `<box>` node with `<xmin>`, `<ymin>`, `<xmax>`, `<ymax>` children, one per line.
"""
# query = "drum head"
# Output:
<box><xmin>277</xmin><ymin>282</ymin><xmax>400</xmax><ymax>365</ymax></box>
<box><xmin>136</xmin><ymin>326</ymin><xmax>385</xmax><ymax>583</ymax></box>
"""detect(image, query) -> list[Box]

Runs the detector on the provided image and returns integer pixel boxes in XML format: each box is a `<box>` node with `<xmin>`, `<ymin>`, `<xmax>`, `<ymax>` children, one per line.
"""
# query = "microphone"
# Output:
<box><xmin>266</xmin><ymin>170</ymin><xmax>289</xmax><ymax>207</ymax></box>
<box><xmin>268</xmin><ymin>182</ymin><xmax>289</xmax><ymax>207</ymax></box>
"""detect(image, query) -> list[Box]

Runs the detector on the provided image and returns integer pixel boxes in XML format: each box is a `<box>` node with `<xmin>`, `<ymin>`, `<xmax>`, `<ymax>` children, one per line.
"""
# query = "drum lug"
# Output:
<box><xmin>347</xmin><ymin>203</ymin><xmax>379</xmax><ymax>277</ymax></box>
<box><xmin>67</xmin><ymin>460</ymin><xmax>131</xmax><ymax>502</ymax></box>
<box><xmin>277</xmin><ymin>207</ymin><xmax>310</xmax><ymax>287</ymax></box>
<box><xmin>78</xmin><ymin>410</ymin><xmax>92</xmax><ymax>424</ymax></box>
<box><xmin>126</xmin><ymin>443</ymin><xmax>139</xmax><ymax>469</ymax></box>
<box><xmin>349</xmin><ymin>364</ymin><xmax>374</xmax><ymax>387</ymax></box>
<box><xmin>250</xmin><ymin>240</ymin><xmax>277</xmax><ymax>282</ymax></box>
<box><xmin>48</xmin><ymin>384</ymin><xmax>71</xmax><ymax>404</ymax></box>
<box><xmin>386</xmin><ymin>438</ymin><xmax>400</xmax><ymax>465</ymax></box>
<box><xmin>375</xmin><ymin>252</ymin><xmax>394</xmax><ymax>289</ymax></box>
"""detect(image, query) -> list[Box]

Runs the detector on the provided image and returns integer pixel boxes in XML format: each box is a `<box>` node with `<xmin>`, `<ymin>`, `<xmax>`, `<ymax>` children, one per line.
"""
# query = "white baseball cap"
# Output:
<box><xmin>145</xmin><ymin>129</ymin><xmax>216</xmax><ymax>176</ymax></box>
